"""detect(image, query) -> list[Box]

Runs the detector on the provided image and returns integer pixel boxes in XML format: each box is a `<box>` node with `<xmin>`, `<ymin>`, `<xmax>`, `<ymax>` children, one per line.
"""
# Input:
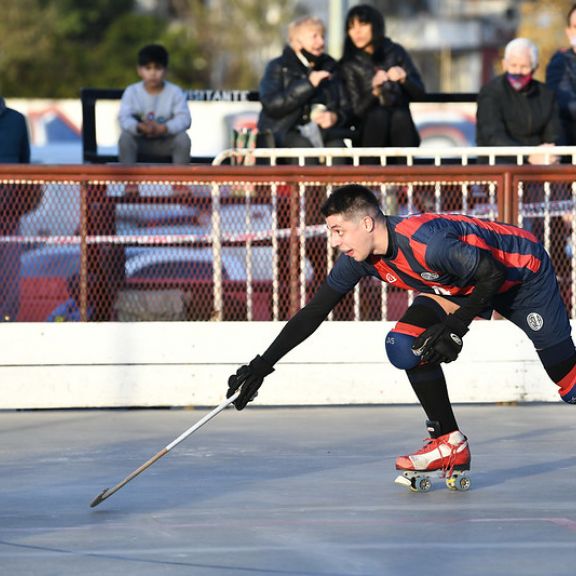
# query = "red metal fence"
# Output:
<box><xmin>1</xmin><ymin>164</ymin><xmax>574</xmax><ymax>322</ymax></box>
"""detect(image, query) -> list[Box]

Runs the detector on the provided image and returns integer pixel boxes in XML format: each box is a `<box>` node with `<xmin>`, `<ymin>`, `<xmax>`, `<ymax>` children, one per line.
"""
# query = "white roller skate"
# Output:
<box><xmin>394</xmin><ymin>421</ymin><xmax>471</xmax><ymax>493</ymax></box>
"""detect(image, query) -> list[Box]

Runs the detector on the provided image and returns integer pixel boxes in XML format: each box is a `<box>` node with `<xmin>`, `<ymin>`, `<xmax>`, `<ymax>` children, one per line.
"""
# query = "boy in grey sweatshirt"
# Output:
<box><xmin>118</xmin><ymin>44</ymin><xmax>191</xmax><ymax>165</ymax></box>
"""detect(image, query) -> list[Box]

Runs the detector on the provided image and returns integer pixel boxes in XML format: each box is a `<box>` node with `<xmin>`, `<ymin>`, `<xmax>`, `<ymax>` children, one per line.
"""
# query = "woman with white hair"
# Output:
<box><xmin>256</xmin><ymin>16</ymin><xmax>352</xmax><ymax>161</ymax></box>
<box><xmin>476</xmin><ymin>37</ymin><xmax>561</xmax><ymax>165</ymax></box>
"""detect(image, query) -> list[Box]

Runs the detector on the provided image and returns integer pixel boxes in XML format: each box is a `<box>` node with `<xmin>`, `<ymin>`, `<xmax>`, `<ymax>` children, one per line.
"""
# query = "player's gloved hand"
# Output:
<box><xmin>412</xmin><ymin>315</ymin><xmax>469</xmax><ymax>365</ymax></box>
<box><xmin>227</xmin><ymin>355</ymin><xmax>275</xmax><ymax>410</ymax></box>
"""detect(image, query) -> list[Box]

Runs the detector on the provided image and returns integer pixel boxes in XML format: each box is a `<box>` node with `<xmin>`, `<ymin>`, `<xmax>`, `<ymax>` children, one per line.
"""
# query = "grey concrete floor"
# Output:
<box><xmin>1</xmin><ymin>403</ymin><xmax>575</xmax><ymax>576</ymax></box>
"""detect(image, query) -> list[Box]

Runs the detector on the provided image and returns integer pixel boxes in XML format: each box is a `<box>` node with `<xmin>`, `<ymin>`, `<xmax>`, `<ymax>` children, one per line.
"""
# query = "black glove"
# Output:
<box><xmin>227</xmin><ymin>355</ymin><xmax>275</xmax><ymax>410</ymax></box>
<box><xmin>412</xmin><ymin>315</ymin><xmax>469</xmax><ymax>365</ymax></box>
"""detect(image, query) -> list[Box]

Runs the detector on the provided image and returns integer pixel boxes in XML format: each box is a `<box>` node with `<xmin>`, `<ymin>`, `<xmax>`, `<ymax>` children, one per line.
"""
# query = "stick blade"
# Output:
<box><xmin>90</xmin><ymin>488</ymin><xmax>110</xmax><ymax>508</ymax></box>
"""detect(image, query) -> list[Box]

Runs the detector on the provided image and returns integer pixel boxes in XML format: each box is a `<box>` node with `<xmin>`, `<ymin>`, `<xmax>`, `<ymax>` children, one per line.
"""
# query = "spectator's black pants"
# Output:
<box><xmin>360</xmin><ymin>105</ymin><xmax>420</xmax><ymax>150</ymax></box>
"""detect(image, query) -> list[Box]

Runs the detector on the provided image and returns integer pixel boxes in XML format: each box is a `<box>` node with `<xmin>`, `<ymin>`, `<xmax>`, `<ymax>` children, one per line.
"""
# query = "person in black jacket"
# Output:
<box><xmin>476</xmin><ymin>38</ymin><xmax>560</xmax><ymax>165</ymax></box>
<box><xmin>0</xmin><ymin>97</ymin><xmax>38</xmax><ymax>321</ymax></box>
<box><xmin>256</xmin><ymin>16</ymin><xmax>352</xmax><ymax>163</ymax></box>
<box><xmin>339</xmin><ymin>4</ymin><xmax>424</xmax><ymax>155</ymax></box>
<box><xmin>546</xmin><ymin>3</ymin><xmax>576</xmax><ymax>146</ymax></box>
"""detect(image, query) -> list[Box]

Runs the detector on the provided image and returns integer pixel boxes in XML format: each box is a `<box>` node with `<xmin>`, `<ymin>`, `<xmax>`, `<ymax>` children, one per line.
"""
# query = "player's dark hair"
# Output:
<box><xmin>568</xmin><ymin>3</ymin><xmax>576</xmax><ymax>25</ymax></box>
<box><xmin>321</xmin><ymin>184</ymin><xmax>382</xmax><ymax>219</ymax></box>
<box><xmin>138</xmin><ymin>44</ymin><xmax>169</xmax><ymax>68</ymax></box>
<box><xmin>343</xmin><ymin>4</ymin><xmax>386</xmax><ymax>62</ymax></box>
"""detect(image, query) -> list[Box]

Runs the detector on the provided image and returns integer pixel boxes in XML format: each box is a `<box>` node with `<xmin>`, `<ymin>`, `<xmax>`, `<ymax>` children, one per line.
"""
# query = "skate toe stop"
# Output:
<box><xmin>394</xmin><ymin>474</ymin><xmax>413</xmax><ymax>487</ymax></box>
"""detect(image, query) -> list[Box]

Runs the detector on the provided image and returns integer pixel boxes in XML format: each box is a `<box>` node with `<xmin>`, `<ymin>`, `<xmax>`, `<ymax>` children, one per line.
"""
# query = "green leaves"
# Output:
<box><xmin>0</xmin><ymin>0</ymin><xmax>296</xmax><ymax>97</ymax></box>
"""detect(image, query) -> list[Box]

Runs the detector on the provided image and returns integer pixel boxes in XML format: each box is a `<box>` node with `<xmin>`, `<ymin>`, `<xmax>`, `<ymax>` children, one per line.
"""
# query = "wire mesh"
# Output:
<box><xmin>516</xmin><ymin>178</ymin><xmax>574</xmax><ymax>317</ymax></box>
<box><xmin>4</xmin><ymin>169</ymin><xmax>575</xmax><ymax>322</ymax></box>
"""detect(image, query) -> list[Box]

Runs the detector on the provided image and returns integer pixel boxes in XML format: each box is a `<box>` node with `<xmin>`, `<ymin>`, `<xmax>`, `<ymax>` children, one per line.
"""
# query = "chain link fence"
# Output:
<box><xmin>514</xmin><ymin>175</ymin><xmax>576</xmax><ymax>318</ymax></box>
<box><xmin>1</xmin><ymin>165</ymin><xmax>574</xmax><ymax>322</ymax></box>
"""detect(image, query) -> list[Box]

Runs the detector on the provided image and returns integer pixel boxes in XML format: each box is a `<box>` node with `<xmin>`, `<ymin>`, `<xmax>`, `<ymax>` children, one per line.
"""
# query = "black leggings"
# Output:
<box><xmin>360</xmin><ymin>105</ymin><xmax>420</xmax><ymax>148</ymax></box>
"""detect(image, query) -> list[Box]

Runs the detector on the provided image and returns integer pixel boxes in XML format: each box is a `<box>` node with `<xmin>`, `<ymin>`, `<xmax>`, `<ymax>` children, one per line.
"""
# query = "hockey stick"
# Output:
<box><xmin>89</xmin><ymin>391</ymin><xmax>239</xmax><ymax>508</ymax></box>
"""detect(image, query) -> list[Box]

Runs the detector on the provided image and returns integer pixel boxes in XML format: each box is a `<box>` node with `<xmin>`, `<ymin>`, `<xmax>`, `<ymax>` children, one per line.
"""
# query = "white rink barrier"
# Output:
<box><xmin>0</xmin><ymin>320</ymin><xmax>565</xmax><ymax>410</ymax></box>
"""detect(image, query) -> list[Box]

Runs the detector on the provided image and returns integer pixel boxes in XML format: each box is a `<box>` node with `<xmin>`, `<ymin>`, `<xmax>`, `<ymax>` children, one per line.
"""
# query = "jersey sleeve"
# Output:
<box><xmin>326</xmin><ymin>254</ymin><xmax>367</xmax><ymax>293</ymax></box>
<box><xmin>425</xmin><ymin>229</ymin><xmax>506</xmax><ymax>326</ymax></box>
<box><xmin>424</xmin><ymin>231</ymin><xmax>480</xmax><ymax>285</ymax></box>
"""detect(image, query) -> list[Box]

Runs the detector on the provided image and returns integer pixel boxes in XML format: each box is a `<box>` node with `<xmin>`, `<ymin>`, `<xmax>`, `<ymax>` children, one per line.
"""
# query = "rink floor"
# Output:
<box><xmin>1</xmin><ymin>403</ymin><xmax>575</xmax><ymax>576</ymax></box>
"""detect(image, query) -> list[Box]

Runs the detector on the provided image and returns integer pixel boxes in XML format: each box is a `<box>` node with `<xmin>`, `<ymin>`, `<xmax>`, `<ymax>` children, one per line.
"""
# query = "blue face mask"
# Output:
<box><xmin>506</xmin><ymin>72</ymin><xmax>533</xmax><ymax>91</ymax></box>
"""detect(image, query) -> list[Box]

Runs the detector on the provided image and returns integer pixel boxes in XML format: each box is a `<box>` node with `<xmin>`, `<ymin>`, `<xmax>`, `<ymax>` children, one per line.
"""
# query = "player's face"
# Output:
<box><xmin>326</xmin><ymin>213</ymin><xmax>374</xmax><ymax>261</ymax></box>
<box><xmin>137</xmin><ymin>63</ymin><xmax>167</xmax><ymax>91</ymax></box>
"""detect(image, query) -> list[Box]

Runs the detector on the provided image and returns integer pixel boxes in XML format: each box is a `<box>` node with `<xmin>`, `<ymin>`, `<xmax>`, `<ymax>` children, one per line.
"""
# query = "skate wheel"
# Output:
<box><xmin>410</xmin><ymin>477</ymin><xmax>432</xmax><ymax>493</ymax></box>
<box><xmin>446</xmin><ymin>474</ymin><xmax>471</xmax><ymax>491</ymax></box>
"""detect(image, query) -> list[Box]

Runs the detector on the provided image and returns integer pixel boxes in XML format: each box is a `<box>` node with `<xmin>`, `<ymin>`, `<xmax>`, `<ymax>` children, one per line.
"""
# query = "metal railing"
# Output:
<box><xmin>213</xmin><ymin>145</ymin><xmax>576</xmax><ymax>167</ymax></box>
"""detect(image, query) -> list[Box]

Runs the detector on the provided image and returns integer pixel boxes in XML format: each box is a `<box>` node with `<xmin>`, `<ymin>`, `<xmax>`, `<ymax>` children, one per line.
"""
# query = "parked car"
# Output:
<box><xmin>19</xmin><ymin>245</ymin><xmax>81</xmax><ymax>321</ymax></box>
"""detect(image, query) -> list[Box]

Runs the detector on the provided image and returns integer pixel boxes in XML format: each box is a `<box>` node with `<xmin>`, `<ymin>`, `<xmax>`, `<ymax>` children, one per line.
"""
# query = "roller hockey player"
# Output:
<box><xmin>226</xmin><ymin>185</ymin><xmax>576</xmax><ymax>492</ymax></box>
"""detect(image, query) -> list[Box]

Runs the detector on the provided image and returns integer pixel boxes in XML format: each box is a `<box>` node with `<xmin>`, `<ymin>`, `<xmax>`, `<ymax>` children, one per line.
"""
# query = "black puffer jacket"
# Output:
<box><xmin>476</xmin><ymin>74</ymin><xmax>561</xmax><ymax>146</ymax></box>
<box><xmin>257</xmin><ymin>46</ymin><xmax>352</xmax><ymax>146</ymax></box>
<box><xmin>340</xmin><ymin>38</ymin><xmax>425</xmax><ymax>121</ymax></box>
<box><xmin>546</xmin><ymin>48</ymin><xmax>576</xmax><ymax>144</ymax></box>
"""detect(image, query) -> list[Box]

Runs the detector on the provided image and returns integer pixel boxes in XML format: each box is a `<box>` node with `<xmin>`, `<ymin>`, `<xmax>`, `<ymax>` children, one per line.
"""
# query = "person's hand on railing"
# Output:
<box><xmin>528</xmin><ymin>143</ymin><xmax>559</xmax><ymax>166</ymax></box>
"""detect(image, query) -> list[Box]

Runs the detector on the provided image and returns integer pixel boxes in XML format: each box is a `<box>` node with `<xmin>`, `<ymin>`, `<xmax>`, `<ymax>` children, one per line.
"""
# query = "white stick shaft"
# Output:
<box><xmin>165</xmin><ymin>391</ymin><xmax>239</xmax><ymax>451</ymax></box>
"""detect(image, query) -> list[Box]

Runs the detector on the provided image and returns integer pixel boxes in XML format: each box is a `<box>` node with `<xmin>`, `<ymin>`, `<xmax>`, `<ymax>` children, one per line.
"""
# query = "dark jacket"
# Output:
<box><xmin>257</xmin><ymin>46</ymin><xmax>352</xmax><ymax>146</ymax></box>
<box><xmin>0</xmin><ymin>97</ymin><xmax>30</xmax><ymax>163</ymax></box>
<box><xmin>476</xmin><ymin>75</ymin><xmax>561</xmax><ymax>147</ymax></box>
<box><xmin>340</xmin><ymin>38</ymin><xmax>425</xmax><ymax>121</ymax></box>
<box><xmin>546</xmin><ymin>48</ymin><xmax>576</xmax><ymax>144</ymax></box>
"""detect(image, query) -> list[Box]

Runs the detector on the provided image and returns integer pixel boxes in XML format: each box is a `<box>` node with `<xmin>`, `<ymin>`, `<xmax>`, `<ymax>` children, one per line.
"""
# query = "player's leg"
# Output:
<box><xmin>537</xmin><ymin>338</ymin><xmax>576</xmax><ymax>403</ymax></box>
<box><xmin>385</xmin><ymin>295</ymin><xmax>470</xmax><ymax>474</ymax></box>
<box><xmin>494</xmin><ymin>258</ymin><xmax>576</xmax><ymax>403</ymax></box>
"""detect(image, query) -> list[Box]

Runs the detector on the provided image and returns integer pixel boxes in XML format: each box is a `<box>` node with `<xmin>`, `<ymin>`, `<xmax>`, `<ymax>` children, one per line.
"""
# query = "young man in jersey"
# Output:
<box><xmin>227</xmin><ymin>184</ymin><xmax>576</xmax><ymax>480</ymax></box>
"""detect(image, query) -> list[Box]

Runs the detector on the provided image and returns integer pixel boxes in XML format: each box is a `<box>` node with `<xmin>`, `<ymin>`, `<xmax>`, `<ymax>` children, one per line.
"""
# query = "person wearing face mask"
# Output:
<box><xmin>339</xmin><ymin>4</ymin><xmax>425</xmax><ymax>159</ymax></box>
<box><xmin>546</xmin><ymin>3</ymin><xmax>576</xmax><ymax>146</ymax></box>
<box><xmin>476</xmin><ymin>38</ymin><xmax>560</xmax><ymax>165</ymax></box>
<box><xmin>256</xmin><ymin>16</ymin><xmax>352</xmax><ymax>162</ymax></box>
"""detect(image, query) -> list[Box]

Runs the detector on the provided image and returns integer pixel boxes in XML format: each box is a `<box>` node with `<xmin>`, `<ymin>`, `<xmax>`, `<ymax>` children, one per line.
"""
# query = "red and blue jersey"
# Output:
<box><xmin>327</xmin><ymin>213</ymin><xmax>547</xmax><ymax>297</ymax></box>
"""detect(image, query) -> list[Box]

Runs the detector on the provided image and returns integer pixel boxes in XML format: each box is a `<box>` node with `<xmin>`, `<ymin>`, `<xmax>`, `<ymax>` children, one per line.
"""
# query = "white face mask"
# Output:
<box><xmin>569</xmin><ymin>35</ymin><xmax>576</xmax><ymax>48</ymax></box>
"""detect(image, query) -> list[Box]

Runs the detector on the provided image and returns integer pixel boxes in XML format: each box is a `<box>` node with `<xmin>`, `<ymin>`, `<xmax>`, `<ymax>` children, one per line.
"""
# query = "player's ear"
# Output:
<box><xmin>363</xmin><ymin>215</ymin><xmax>374</xmax><ymax>232</ymax></box>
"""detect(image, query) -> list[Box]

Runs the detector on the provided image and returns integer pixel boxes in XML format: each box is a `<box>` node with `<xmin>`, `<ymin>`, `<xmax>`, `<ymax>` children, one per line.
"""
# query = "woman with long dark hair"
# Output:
<box><xmin>340</xmin><ymin>4</ymin><xmax>424</xmax><ymax>154</ymax></box>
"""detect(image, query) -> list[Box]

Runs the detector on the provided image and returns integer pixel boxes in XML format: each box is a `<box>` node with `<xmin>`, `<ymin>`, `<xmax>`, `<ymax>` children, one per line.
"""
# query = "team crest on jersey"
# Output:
<box><xmin>385</xmin><ymin>273</ymin><xmax>397</xmax><ymax>283</ymax></box>
<box><xmin>421</xmin><ymin>271</ymin><xmax>439</xmax><ymax>281</ymax></box>
<box><xmin>527</xmin><ymin>312</ymin><xmax>544</xmax><ymax>331</ymax></box>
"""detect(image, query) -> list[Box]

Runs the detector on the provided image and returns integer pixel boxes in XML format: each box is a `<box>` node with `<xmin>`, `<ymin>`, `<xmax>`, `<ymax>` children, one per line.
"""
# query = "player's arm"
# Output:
<box><xmin>449</xmin><ymin>249</ymin><xmax>507</xmax><ymax>326</ymax></box>
<box><xmin>227</xmin><ymin>282</ymin><xmax>345</xmax><ymax>410</ymax></box>
<box><xmin>414</xmin><ymin>249</ymin><xmax>507</xmax><ymax>364</ymax></box>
